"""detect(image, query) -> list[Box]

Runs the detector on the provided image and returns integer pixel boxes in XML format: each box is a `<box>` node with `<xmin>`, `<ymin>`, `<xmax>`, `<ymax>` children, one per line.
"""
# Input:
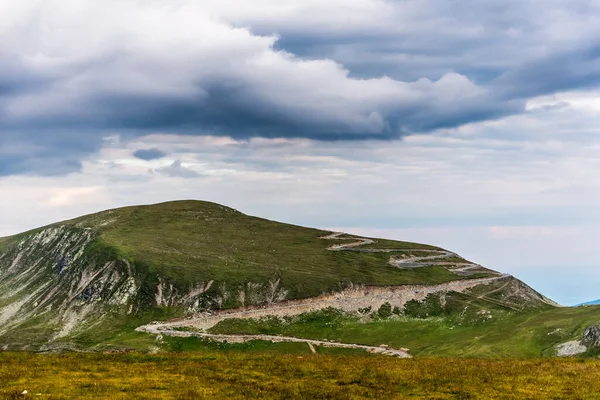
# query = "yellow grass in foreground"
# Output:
<box><xmin>2</xmin><ymin>352</ymin><xmax>600</xmax><ymax>399</ymax></box>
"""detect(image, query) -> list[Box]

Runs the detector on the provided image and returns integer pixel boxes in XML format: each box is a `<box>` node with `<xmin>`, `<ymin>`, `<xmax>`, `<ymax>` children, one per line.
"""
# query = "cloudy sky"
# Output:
<box><xmin>2</xmin><ymin>0</ymin><xmax>600</xmax><ymax>305</ymax></box>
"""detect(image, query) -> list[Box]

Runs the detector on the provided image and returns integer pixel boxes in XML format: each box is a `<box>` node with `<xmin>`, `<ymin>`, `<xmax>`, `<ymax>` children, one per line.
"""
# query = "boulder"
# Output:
<box><xmin>581</xmin><ymin>325</ymin><xmax>600</xmax><ymax>347</ymax></box>
<box><xmin>556</xmin><ymin>341</ymin><xmax>587</xmax><ymax>357</ymax></box>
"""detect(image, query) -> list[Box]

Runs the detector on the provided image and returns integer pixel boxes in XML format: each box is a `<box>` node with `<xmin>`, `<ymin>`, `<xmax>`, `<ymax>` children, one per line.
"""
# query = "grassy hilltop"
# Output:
<box><xmin>0</xmin><ymin>200</ymin><xmax>495</xmax><ymax>350</ymax></box>
<box><xmin>0</xmin><ymin>199</ymin><xmax>596</xmax><ymax>360</ymax></box>
<box><xmin>65</xmin><ymin>200</ymin><xmax>466</xmax><ymax>298</ymax></box>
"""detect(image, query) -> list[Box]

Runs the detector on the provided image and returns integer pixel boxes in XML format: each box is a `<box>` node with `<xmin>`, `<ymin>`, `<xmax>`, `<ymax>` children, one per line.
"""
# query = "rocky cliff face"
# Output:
<box><xmin>582</xmin><ymin>325</ymin><xmax>600</xmax><ymax>347</ymax></box>
<box><xmin>0</xmin><ymin>226</ymin><xmax>135</xmax><ymax>348</ymax></box>
<box><xmin>0</xmin><ymin>224</ymin><xmax>290</xmax><ymax>349</ymax></box>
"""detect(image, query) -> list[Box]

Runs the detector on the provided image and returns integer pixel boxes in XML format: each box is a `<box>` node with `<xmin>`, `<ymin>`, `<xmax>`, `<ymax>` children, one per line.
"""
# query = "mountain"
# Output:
<box><xmin>578</xmin><ymin>299</ymin><xmax>600</xmax><ymax>306</ymax></box>
<box><xmin>0</xmin><ymin>200</ymin><xmax>562</xmax><ymax>354</ymax></box>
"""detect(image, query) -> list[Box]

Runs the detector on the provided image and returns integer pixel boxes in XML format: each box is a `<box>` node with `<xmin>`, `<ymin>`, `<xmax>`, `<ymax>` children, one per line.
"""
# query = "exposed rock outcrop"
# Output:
<box><xmin>556</xmin><ymin>341</ymin><xmax>587</xmax><ymax>357</ymax></box>
<box><xmin>582</xmin><ymin>325</ymin><xmax>600</xmax><ymax>347</ymax></box>
<box><xmin>556</xmin><ymin>323</ymin><xmax>600</xmax><ymax>357</ymax></box>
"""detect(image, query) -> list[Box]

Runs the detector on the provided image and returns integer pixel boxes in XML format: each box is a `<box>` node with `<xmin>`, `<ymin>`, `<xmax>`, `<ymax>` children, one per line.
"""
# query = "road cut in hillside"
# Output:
<box><xmin>136</xmin><ymin>231</ymin><xmax>555</xmax><ymax>357</ymax></box>
<box><xmin>320</xmin><ymin>232</ymin><xmax>488</xmax><ymax>274</ymax></box>
<box><xmin>137</xmin><ymin>275</ymin><xmax>512</xmax><ymax>357</ymax></box>
<box><xmin>137</xmin><ymin>275</ymin><xmax>510</xmax><ymax>333</ymax></box>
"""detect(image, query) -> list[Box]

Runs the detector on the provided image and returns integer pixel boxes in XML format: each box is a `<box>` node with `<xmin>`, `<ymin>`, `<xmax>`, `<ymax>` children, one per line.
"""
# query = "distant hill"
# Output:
<box><xmin>578</xmin><ymin>299</ymin><xmax>600</xmax><ymax>306</ymax></box>
<box><xmin>0</xmin><ymin>200</ymin><xmax>560</xmax><ymax>353</ymax></box>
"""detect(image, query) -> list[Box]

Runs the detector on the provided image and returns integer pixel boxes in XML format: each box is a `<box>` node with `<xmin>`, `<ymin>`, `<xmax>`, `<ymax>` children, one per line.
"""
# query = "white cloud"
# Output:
<box><xmin>0</xmin><ymin>0</ymin><xmax>491</xmax><ymax>138</ymax></box>
<box><xmin>527</xmin><ymin>90</ymin><xmax>600</xmax><ymax>113</ymax></box>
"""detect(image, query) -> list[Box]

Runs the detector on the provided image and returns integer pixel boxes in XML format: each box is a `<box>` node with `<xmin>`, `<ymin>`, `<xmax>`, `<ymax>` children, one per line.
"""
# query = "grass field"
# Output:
<box><xmin>207</xmin><ymin>302</ymin><xmax>600</xmax><ymax>358</ymax></box>
<box><xmin>2</xmin><ymin>352</ymin><xmax>600</xmax><ymax>399</ymax></box>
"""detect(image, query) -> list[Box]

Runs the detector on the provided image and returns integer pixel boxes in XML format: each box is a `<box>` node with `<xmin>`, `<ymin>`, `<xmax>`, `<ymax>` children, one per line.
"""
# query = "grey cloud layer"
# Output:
<box><xmin>1</xmin><ymin>0</ymin><xmax>600</xmax><ymax>175</ymax></box>
<box><xmin>133</xmin><ymin>148</ymin><xmax>167</xmax><ymax>160</ymax></box>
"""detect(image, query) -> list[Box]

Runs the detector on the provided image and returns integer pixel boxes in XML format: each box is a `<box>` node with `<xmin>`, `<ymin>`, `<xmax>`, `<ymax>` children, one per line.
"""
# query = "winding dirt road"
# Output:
<box><xmin>136</xmin><ymin>232</ymin><xmax>511</xmax><ymax>357</ymax></box>
<box><xmin>321</xmin><ymin>232</ymin><xmax>486</xmax><ymax>274</ymax></box>
<box><xmin>139</xmin><ymin>326</ymin><xmax>412</xmax><ymax>357</ymax></box>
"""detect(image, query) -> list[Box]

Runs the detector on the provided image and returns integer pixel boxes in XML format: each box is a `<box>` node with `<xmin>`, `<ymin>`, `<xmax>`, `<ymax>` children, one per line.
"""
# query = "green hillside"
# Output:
<box><xmin>207</xmin><ymin>295</ymin><xmax>600</xmax><ymax>358</ymax></box>
<box><xmin>67</xmin><ymin>200</ymin><xmax>468</xmax><ymax>300</ymax></box>
<box><xmin>0</xmin><ymin>200</ymin><xmax>561</xmax><ymax>353</ymax></box>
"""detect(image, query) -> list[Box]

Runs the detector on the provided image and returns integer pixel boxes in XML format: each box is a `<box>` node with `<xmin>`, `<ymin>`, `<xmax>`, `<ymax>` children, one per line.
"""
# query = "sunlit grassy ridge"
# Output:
<box><xmin>3</xmin><ymin>352</ymin><xmax>600</xmax><ymax>399</ymax></box>
<box><xmin>62</xmin><ymin>200</ymin><xmax>479</xmax><ymax>300</ymax></box>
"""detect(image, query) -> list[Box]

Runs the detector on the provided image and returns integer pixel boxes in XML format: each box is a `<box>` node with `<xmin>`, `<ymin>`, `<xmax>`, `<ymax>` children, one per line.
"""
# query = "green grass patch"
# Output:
<box><xmin>208</xmin><ymin>302</ymin><xmax>600</xmax><ymax>358</ymax></box>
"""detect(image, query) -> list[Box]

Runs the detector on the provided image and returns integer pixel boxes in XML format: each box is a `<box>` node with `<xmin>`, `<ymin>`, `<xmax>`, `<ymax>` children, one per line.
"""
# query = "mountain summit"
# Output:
<box><xmin>0</xmin><ymin>200</ymin><xmax>555</xmax><ymax>351</ymax></box>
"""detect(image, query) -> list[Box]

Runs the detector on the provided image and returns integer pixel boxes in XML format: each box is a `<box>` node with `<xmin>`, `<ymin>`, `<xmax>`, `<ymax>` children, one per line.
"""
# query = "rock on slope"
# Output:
<box><xmin>0</xmin><ymin>200</ymin><xmax>555</xmax><ymax>351</ymax></box>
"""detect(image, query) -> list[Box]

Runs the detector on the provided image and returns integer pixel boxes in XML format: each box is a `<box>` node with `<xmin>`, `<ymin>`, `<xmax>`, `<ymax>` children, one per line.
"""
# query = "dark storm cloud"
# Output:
<box><xmin>260</xmin><ymin>1</ymin><xmax>600</xmax><ymax>85</ymax></box>
<box><xmin>132</xmin><ymin>148</ymin><xmax>167</xmax><ymax>160</ymax></box>
<box><xmin>1</xmin><ymin>0</ymin><xmax>600</xmax><ymax>176</ymax></box>
<box><xmin>0</xmin><ymin>155</ymin><xmax>82</xmax><ymax>177</ymax></box>
<box><xmin>0</xmin><ymin>130</ymin><xmax>103</xmax><ymax>177</ymax></box>
<box><xmin>0</xmin><ymin>57</ymin><xmax>54</xmax><ymax>96</ymax></box>
<box><xmin>493</xmin><ymin>44</ymin><xmax>600</xmax><ymax>99</ymax></box>
<box><xmin>0</xmin><ymin>72</ymin><xmax>513</xmax><ymax>141</ymax></box>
